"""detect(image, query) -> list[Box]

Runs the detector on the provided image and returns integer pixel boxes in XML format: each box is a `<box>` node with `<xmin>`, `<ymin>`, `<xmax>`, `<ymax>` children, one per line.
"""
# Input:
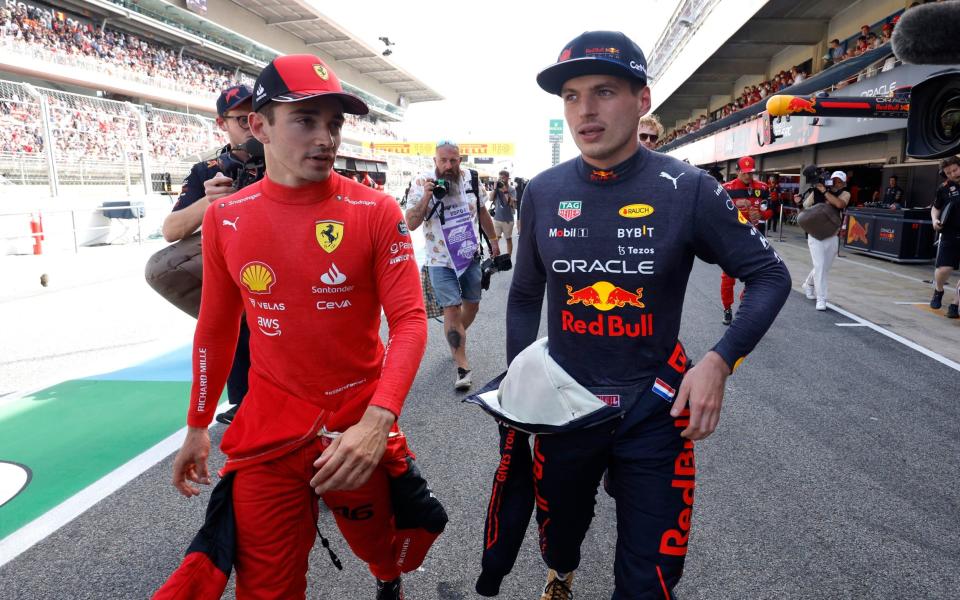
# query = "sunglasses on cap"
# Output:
<box><xmin>436</xmin><ymin>139</ymin><xmax>458</xmax><ymax>148</ymax></box>
<box><xmin>638</xmin><ymin>133</ymin><xmax>659</xmax><ymax>142</ymax></box>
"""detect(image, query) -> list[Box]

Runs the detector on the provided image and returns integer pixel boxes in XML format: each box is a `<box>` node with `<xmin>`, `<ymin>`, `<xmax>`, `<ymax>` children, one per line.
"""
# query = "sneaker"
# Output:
<box><xmin>455</xmin><ymin>367</ymin><xmax>472</xmax><ymax>391</ymax></box>
<box><xmin>931</xmin><ymin>289</ymin><xmax>944</xmax><ymax>309</ymax></box>
<box><xmin>215</xmin><ymin>404</ymin><xmax>239</xmax><ymax>425</ymax></box>
<box><xmin>816</xmin><ymin>299</ymin><xmax>827</xmax><ymax>311</ymax></box>
<box><xmin>947</xmin><ymin>304</ymin><xmax>959</xmax><ymax>319</ymax></box>
<box><xmin>721</xmin><ymin>308</ymin><xmax>733</xmax><ymax>326</ymax></box>
<box><xmin>802</xmin><ymin>283</ymin><xmax>816</xmax><ymax>300</ymax></box>
<box><xmin>376</xmin><ymin>577</ymin><xmax>404</xmax><ymax>600</ymax></box>
<box><xmin>540</xmin><ymin>569</ymin><xmax>574</xmax><ymax>600</ymax></box>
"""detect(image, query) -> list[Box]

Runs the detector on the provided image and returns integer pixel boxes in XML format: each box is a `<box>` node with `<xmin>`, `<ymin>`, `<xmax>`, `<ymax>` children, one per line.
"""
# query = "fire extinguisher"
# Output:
<box><xmin>30</xmin><ymin>212</ymin><xmax>44</xmax><ymax>255</ymax></box>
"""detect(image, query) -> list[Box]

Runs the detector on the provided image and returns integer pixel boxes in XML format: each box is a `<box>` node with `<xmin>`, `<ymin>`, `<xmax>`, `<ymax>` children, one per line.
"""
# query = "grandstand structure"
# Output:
<box><xmin>649</xmin><ymin>0</ymin><xmax>952</xmax><ymax>208</ymax></box>
<box><xmin>0</xmin><ymin>0</ymin><xmax>441</xmax><ymax>250</ymax></box>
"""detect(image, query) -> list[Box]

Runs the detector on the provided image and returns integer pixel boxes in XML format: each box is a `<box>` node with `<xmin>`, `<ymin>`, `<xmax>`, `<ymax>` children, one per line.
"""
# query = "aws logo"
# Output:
<box><xmin>565</xmin><ymin>281</ymin><xmax>645</xmax><ymax>311</ymax></box>
<box><xmin>618</xmin><ymin>204</ymin><xmax>654</xmax><ymax>218</ymax></box>
<box><xmin>240</xmin><ymin>262</ymin><xmax>277</xmax><ymax>294</ymax></box>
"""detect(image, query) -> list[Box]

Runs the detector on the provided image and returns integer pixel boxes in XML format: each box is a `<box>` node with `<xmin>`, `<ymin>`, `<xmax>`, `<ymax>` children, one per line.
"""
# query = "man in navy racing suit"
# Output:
<box><xmin>476</xmin><ymin>31</ymin><xmax>791</xmax><ymax>600</ymax></box>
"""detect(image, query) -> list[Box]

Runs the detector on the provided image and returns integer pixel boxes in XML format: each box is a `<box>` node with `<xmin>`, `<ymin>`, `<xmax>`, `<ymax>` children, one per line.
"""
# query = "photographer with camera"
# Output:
<box><xmin>489</xmin><ymin>170</ymin><xmax>517</xmax><ymax>257</ymax></box>
<box><xmin>799</xmin><ymin>169</ymin><xmax>850</xmax><ymax>311</ymax></box>
<box><xmin>160</xmin><ymin>84</ymin><xmax>258</xmax><ymax>425</ymax></box>
<box><xmin>405</xmin><ymin>140</ymin><xmax>499</xmax><ymax>391</ymax></box>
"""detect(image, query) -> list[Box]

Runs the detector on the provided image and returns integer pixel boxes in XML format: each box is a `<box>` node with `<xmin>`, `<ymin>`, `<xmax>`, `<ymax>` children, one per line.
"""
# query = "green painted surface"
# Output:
<box><xmin>0</xmin><ymin>379</ymin><xmax>193</xmax><ymax>539</ymax></box>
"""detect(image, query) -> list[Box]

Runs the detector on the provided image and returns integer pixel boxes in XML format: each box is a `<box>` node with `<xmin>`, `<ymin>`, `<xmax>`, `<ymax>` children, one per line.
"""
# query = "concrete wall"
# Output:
<box><xmin>732</xmin><ymin>74</ymin><xmax>764</xmax><ymax>97</ymax></box>
<box><xmin>769</xmin><ymin>45</ymin><xmax>814</xmax><ymax>77</ymax></box>
<box><xmin>827</xmin><ymin>0</ymin><xmax>906</xmax><ymax>42</ymax></box>
<box><xmin>172</xmin><ymin>0</ymin><xmax>404</xmax><ymax>106</ymax></box>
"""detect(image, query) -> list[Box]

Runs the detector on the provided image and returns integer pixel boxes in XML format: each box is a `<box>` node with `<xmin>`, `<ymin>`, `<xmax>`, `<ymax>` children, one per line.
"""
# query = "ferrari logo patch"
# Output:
<box><xmin>314</xmin><ymin>64</ymin><xmax>329</xmax><ymax>81</ymax></box>
<box><xmin>315</xmin><ymin>221</ymin><xmax>344</xmax><ymax>253</ymax></box>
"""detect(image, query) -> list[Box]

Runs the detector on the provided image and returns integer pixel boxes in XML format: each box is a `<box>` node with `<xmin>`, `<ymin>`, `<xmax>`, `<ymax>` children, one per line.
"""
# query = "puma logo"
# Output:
<box><xmin>659</xmin><ymin>171</ymin><xmax>684</xmax><ymax>189</ymax></box>
<box><xmin>223</xmin><ymin>217</ymin><xmax>239</xmax><ymax>231</ymax></box>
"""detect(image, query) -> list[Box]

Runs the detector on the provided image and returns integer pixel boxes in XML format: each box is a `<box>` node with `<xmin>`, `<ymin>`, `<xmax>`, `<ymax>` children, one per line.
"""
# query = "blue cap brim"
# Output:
<box><xmin>536</xmin><ymin>57</ymin><xmax>646</xmax><ymax>95</ymax></box>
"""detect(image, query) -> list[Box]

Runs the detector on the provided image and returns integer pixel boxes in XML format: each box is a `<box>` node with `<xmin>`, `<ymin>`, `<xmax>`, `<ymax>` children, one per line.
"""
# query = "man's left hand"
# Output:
<box><xmin>489</xmin><ymin>243</ymin><xmax>501</xmax><ymax>257</ymax></box>
<box><xmin>311</xmin><ymin>406</ymin><xmax>395</xmax><ymax>495</ymax></box>
<box><xmin>669</xmin><ymin>351</ymin><xmax>731</xmax><ymax>440</ymax></box>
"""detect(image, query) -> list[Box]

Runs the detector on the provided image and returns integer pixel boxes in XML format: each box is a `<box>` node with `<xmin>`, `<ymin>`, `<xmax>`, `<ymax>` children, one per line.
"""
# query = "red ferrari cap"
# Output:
<box><xmin>737</xmin><ymin>156</ymin><xmax>756</xmax><ymax>173</ymax></box>
<box><xmin>252</xmin><ymin>54</ymin><xmax>368</xmax><ymax>115</ymax></box>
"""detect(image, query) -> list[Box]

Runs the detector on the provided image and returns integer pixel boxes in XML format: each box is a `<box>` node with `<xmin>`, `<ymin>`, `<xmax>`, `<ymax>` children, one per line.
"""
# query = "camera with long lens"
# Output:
<box><xmin>432</xmin><ymin>178</ymin><xmax>448</xmax><ymax>200</ymax></box>
<box><xmin>218</xmin><ymin>138</ymin><xmax>267</xmax><ymax>191</ymax></box>
<box><xmin>906</xmin><ymin>70</ymin><xmax>960</xmax><ymax>159</ymax></box>
<box><xmin>802</xmin><ymin>164</ymin><xmax>830</xmax><ymax>187</ymax></box>
<box><xmin>480</xmin><ymin>254</ymin><xmax>513</xmax><ymax>291</ymax></box>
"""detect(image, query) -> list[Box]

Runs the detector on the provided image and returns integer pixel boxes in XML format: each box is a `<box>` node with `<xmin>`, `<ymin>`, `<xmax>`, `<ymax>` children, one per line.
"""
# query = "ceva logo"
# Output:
<box><xmin>618</xmin><ymin>204</ymin><xmax>654</xmax><ymax>218</ymax></box>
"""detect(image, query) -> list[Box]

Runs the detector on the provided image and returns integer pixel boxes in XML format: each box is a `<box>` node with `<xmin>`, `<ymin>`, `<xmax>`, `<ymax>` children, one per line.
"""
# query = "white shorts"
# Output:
<box><xmin>493</xmin><ymin>219</ymin><xmax>515</xmax><ymax>238</ymax></box>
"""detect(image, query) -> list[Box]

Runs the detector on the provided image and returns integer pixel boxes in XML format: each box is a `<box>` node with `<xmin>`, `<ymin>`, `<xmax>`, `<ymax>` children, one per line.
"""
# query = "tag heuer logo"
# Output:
<box><xmin>313</xmin><ymin>64</ymin><xmax>329</xmax><ymax>80</ymax></box>
<box><xmin>558</xmin><ymin>201</ymin><xmax>582</xmax><ymax>222</ymax></box>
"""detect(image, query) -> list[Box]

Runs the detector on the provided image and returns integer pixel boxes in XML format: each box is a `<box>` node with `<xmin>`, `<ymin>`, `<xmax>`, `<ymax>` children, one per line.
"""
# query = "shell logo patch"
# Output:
<box><xmin>240</xmin><ymin>261</ymin><xmax>277</xmax><ymax>294</ymax></box>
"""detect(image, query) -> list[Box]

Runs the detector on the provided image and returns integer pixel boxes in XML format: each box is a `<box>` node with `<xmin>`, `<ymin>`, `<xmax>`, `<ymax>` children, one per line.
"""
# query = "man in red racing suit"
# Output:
<box><xmin>153</xmin><ymin>55</ymin><xmax>442</xmax><ymax>600</ymax></box>
<box><xmin>721</xmin><ymin>156</ymin><xmax>772</xmax><ymax>325</ymax></box>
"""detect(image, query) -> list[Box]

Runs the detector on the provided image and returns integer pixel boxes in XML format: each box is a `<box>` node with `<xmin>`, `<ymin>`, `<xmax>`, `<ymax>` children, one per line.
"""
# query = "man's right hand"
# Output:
<box><xmin>172</xmin><ymin>426</ymin><xmax>211</xmax><ymax>497</ymax></box>
<box><xmin>933</xmin><ymin>218</ymin><xmax>942</xmax><ymax>232</ymax></box>
<box><xmin>204</xmin><ymin>173</ymin><xmax>235</xmax><ymax>203</ymax></box>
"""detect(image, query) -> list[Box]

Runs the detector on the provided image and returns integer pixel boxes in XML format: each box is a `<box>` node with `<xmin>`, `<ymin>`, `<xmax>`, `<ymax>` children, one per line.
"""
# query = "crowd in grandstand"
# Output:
<box><xmin>657</xmin><ymin>11</ymin><xmax>902</xmax><ymax>148</ymax></box>
<box><xmin>0</xmin><ymin>0</ymin><xmax>400</xmax><ymax>163</ymax></box>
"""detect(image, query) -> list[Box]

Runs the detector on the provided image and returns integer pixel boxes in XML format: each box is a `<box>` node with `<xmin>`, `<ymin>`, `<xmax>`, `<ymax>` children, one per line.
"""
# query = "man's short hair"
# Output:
<box><xmin>637</xmin><ymin>114</ymin><xmax>664</xmax><ymax>138</ymax></box>
<box><xmin>499</xmin><ymin>170</ymin><xmax>509</xmax><ymax>177</ymax></box>
<box><xmin>890</xmin><ymin>175</ymin><xmax>898</xmax><ymax>181</ymax></box>
<box><xmin>941</xmin><ymin>155</ymin><xmax>960</xmax><ymax>171</ymax></box>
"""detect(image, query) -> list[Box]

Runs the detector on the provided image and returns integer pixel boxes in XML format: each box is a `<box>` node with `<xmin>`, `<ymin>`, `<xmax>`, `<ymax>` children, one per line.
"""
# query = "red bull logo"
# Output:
<box><xmin>563</xmin><ymin>281</ymin><xmax>652</xmax><ymax>338</ymax></box>
<box><xmin>786</xmin><ymin>96</ymin><xmax>817</xmax><ymax>114</ymax></box>
<box><xmin>590</xmin><ymin>169</ymin><xmax>617</xmax><ymax>182</ymax></box>
<box><xmin>565</xmin><ymin>281</ymin><xmax>645</xmax><ymax>310</ymax></box>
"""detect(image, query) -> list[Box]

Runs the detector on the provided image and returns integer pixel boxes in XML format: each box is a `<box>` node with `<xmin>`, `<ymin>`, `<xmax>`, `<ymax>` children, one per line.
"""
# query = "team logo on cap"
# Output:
<box><xmin>559</xmin><ymin>47</ymin><xmax>572</xmax><ymax>61</ymax></box>
<box><xmin>316</xmin><ymin>220</ymin><xmax>344</xmax><ymax>253</ymax></box>
<box><xmin>313</xmin><ymin>64</ymin><xmax>329</xmax><ymax>81</ymax></box>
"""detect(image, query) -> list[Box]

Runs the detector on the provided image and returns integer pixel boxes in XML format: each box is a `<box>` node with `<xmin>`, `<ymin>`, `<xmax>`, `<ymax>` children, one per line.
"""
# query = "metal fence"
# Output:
<box><xmin>0</xmin><ymin>78</ymin><xmax>224</xmax><ymax>195</ymax></box>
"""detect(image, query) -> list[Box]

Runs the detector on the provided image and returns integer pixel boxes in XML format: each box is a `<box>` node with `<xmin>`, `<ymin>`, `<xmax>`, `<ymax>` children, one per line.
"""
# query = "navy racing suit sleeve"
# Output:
<box><xmin>506</xmin><ymin>182</ymin><xmax>547</xmax><ymax>365</ymax></box>
<box><xmin>692</xmin><ymin>172</ymin><xmax>791</xmax><ymax>370</ymax></box>
<box><xmin>173</xmin><ymin>160</ymin><xmax>219</xmax><ymax>212</ymax></box>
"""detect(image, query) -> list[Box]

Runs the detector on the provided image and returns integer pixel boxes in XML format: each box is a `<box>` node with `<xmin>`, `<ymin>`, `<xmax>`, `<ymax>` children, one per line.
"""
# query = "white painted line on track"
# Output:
<box><xmin>835</xmin><ymin>323</ymin><xmax>869</xmax><ymax>327</ymax></box>
<box><xmin>893</xmin><ymin>301</ymin><xmax>926</xmax><ymax>305</ymax></box>
<box><xmin>835</xmin><ymin>256</ymin><xmax>931</xmax><ymax>285</ymax></box>
<box><xmin>826</xmin><ymin>302</ymin><xmax>960</xmax><ymax>373</ymax></box>
<box><xmin>0</xmin><ymin>402</ymin><xmax>230</xmax><ymax>568</ymax></box>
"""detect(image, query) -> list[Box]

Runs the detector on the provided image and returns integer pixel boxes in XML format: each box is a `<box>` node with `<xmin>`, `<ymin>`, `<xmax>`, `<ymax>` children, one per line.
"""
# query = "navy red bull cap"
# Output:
<box><xmin>252</xmin><ymin>54</ymin><xmax>368</xmax><ymax>115</ymax></box>
<box><xmin>737</xmin><ymin>156</ymin><xmax>757</xmax><ymax>173</ymax></box>
<box><xmin>215</xmin><ymin>84</ymin><xmax>252</xmax><ymax>116</ymax></box>
<box><xmin>537</xmin><ymin>31</ymin><xmax>648</xmax><ymax>96</ymax></box>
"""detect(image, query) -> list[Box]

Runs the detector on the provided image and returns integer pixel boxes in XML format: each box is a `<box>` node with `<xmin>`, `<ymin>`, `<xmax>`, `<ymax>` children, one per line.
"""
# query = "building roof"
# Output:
<box><xmin>231</xmin><ymin>0</ymin><xmax>443</xmax><ymax>104</ymax></box>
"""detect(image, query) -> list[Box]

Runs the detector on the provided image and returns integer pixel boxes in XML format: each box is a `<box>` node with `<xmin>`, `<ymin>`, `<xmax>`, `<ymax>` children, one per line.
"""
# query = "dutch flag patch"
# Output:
<box><xmin>652</xmin><ymin>378</ymin><xmax>676</xmax><ymax>402</ymax></box>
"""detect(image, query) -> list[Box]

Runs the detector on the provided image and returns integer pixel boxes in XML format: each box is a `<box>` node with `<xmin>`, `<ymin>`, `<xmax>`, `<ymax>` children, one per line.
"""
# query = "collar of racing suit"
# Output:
<box><xmin>576</xmin><ymin>145</ymin><xmax>648</xmax><ymax>185</ymax></box>
<box><xmin>259</xmin><ymin>170</ymin><xmax>341</xmax><ymax>205</ymax></box>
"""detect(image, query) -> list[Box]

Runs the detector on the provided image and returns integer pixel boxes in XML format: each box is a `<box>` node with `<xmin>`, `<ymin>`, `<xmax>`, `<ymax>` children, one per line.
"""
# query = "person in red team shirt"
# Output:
<box><xmin>720</xmin><ymin>156</ymin><xmax>772</xmax><ymax>325</ymax></box>
<box><xmin>154</xmin><ymin>55</ymin><xmax>444</xmax><ymax>600</ymax></box>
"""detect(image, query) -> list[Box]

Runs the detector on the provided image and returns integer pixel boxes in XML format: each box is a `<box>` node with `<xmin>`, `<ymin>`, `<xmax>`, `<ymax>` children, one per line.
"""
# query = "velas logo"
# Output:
<box><xmin>565</xmin><ymin>281</ymin><xmax>645</xmax><ymax>311</ymax></box>
<box><xmin>240</xmin><ymin>261</ymin><xmax>277</xmax><ymax>294</ymax></box>
<box><xmin>313</xmin><ymin>64</ymin><xmax>329</xmax><ymax>80</ymax></box>
<box><xmin>320</xmin><ymin>263</ymin><xmax>347</xmax><ymax>286</ymax></box>
<box><xmin>316</xmin><ymin>220</ymin><xmax>344</xmax><ymax>253</ymax></box>
<box><xmin>558</xmin><ymin>201</ymin><xmax>582</xmax><ymax>221</ymax></box>
<box><xmin>619</xmin><ymin>204</ymin><xmax>654</xmax><ymax>218</ymax></box>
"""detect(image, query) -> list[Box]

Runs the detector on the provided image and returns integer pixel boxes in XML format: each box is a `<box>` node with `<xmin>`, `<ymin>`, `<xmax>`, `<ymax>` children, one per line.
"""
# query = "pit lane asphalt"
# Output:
<box><xmin>1</xmin><ymin>258</ymin><xmax>958</xmax><ymax>600</ymax></box>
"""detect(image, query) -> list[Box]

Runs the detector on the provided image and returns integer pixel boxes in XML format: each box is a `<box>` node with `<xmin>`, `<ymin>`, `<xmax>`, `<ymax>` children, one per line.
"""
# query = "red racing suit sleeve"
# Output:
<box><xmin>368</xmin><ymin>200</ymin><xmax>428</xmax><ymax>417</ymax></box>
<box><xmin>187</xmin><ymin>205</ymin><xmax>243</xmax><ymax>428</ymax></box>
